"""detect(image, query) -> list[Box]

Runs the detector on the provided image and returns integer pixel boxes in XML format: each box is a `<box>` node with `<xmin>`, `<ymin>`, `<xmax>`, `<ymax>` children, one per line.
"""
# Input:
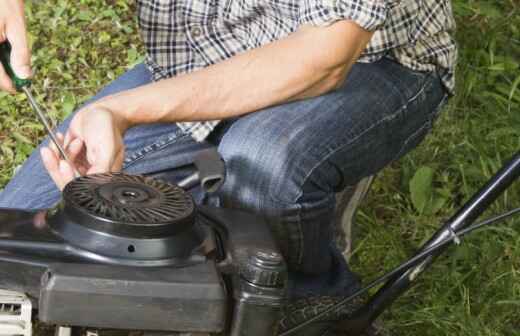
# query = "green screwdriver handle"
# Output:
<box><xmin>0</xmin><ymin>41</ymin><xmax>32</xmax><ymax>92</ymax></box>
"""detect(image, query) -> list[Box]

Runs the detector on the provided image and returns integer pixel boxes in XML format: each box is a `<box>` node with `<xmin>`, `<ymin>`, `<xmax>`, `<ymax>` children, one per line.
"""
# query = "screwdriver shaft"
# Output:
<box><xmin>22</xmin><ymin>87</ymin><xmax>81</xmax><ymax>178</ymax></box>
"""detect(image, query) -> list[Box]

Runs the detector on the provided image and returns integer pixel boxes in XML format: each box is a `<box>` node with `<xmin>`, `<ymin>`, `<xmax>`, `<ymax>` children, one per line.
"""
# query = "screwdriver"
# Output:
<box><xmin>0</xmin><ymin>41</ymin><xmax>80</xmax><ymax>178</ymax></box>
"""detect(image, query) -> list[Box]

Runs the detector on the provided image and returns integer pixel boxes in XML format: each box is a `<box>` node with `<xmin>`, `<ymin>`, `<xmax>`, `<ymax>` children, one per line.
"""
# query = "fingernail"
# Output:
<box><xmin>72</xmin><ymin>138</ymin><xmax>83</xmax><ymax>147</ymax></box>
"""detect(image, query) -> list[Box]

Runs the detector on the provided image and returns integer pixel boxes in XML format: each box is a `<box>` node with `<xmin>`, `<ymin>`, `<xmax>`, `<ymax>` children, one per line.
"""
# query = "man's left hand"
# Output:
<box><xmin>41</xmin><ymin>104</ymin><xmax>127</xmax><ymax>190</ymax></box>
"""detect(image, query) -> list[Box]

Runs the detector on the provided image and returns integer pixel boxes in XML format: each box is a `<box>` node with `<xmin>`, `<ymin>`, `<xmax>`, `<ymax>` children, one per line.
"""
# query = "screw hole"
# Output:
<box><xmin>122</xmin><ymin>191</ymin><xmax>138</xmax><ymax>199</ymax></box>
<box><xmin>128</xmin><ymin>245</ymin><xmax>135</xmax><ymax>253</ymax></box>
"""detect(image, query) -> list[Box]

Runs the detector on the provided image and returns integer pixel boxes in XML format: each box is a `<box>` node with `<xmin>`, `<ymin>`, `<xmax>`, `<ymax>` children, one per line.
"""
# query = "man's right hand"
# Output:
<box><xmin>0</xmin><ymin>0</ymin><xmax>32</xmax><ymax>93</ymax></box>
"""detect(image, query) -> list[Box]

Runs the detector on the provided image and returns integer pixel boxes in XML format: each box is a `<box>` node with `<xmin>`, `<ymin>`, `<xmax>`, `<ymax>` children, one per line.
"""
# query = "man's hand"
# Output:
<box><xmin>0</xmin><ymin>0</ymin><xmax>32</xmax><ymax>93</ymax></box>
<box><xmin>41</xmin><ymin>105</ymin><xmax>128</xmax><ymax>190</ymax></box>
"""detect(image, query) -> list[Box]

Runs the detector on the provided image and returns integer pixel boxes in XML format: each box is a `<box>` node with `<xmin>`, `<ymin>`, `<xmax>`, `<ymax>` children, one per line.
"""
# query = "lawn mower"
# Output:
<box><xmin>0</xmin><ymin>144</ymin><xmax>519</xmax><ymax>336</ymax></box>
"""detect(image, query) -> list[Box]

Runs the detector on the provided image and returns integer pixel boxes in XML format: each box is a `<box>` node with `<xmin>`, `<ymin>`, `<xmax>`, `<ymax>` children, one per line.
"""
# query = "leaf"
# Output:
<box><xmin>12</xmin><ymin>131</ymin><xmax>33</xmax><ymax>145</ymax></box>
<box><xmin>430</xmin><ymin>196</ymin><xmax>448</xmax><ymax>214</ymax></box>
<box><xmin>409</xmin><ymin>166</ymin><xmax>435</xmax><ymax>214</ymax></box>
<box><xmin>61</xmin><ymin>94</ymin><xmax>76</xmax><ymax>117</ymax></box>
<box><xmin>1</xmin><ymin>143</ymin><xmax>14</xmax><ymax>160</ymax></box>
<box><xmin>126</xmin><ymin>48</ymin><xmax>140</xmax><ymax>65</ymax></box>
<box><xmin>509</xmin><ymin>75</ymin><xmax>520</xmax><ymax>102</ymax></box>
<box><xmin>487</xmin><ymin>63</ymin><xmax>506</xmax><ymax>71</ymax></box>
<box><xmin>98</xmin><ymin>31</ymin><xmax>112</xmax><ymax>44</ymax></box>
<box><xmin>495</xmin><ymin>300</ymin><xmax>520</xmax><ymax>306</ymax></box>
<box><xmin>77</xmin><ymin>10</ymin><xmax>93</xmax><ymax>22</ymax></box>
<box><xmin>476</xmin><ymin>2</ymin><xmax>502</xmax><ymax>19</ymax></box>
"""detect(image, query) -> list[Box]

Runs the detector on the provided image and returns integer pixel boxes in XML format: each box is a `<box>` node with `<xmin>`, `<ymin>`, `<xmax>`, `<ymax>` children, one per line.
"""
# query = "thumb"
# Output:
<box><xmin>6</xmin><ymin>21</ymin><xmax>32</xmax><ymax>79</ymax></box>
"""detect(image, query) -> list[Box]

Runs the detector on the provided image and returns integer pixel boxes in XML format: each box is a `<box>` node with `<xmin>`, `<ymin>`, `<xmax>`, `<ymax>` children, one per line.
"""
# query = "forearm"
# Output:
<box><xmin>101</xmin><ymin>20</ymin><xmax>373</xmax><ymax>128</ymax></box>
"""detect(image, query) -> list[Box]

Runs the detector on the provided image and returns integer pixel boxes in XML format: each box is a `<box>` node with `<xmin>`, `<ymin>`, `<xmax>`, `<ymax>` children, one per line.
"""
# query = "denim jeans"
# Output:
<box><xmin>0</xmin><ymin>57</ymin><xmax>448</xmax><ymax>299</ymax></box>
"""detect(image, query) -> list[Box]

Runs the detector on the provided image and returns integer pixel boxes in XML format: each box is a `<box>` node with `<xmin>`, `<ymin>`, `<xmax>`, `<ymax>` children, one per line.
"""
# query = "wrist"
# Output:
<box><xmin>91</xmin><ymin>95</ymin><xmax>134</xmax><ymax>132</ymax></box>
<box><xmin>90</xmin><ymin>79</ymin><xmax>180</xmax><ymax>128</ymax></box>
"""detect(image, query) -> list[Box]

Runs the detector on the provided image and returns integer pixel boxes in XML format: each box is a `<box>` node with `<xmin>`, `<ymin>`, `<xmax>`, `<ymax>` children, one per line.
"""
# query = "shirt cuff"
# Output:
<box><xmin>298</xmin><ymin>0</ymin><xmax>391</xmax><ymax>31</ymax></box>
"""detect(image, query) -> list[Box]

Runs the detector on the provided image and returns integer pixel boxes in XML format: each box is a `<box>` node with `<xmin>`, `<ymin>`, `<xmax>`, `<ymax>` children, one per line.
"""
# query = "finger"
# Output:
<box><xmin>86</xmin><ymin>148</ymin><xmax>112</xmax><ymax>174</ymax></box>
<box><xmin>0</xmin><ymin>25</ymin><xmax>10</xmax><ymax>91</ymax></box>
<box><xmin>58</xmin><ymin>160</ymin><xmax>75</xmax><ymax>187</ymax></box>
<box><xmin>53</xmin><ymin>133</ymin><xmax>87</xmax><ymax>176</ymax></box>
<box><xmin>49</xmin><ymin>132</ymin><xmax>65</xmax><ymax>157</ymax></box>
<box><xmin>68</xmin><ymin>138</ymin><xmax>84</xmax><ymax>161</ymax></box>
<box><xmin>67</xmin><ymin>138</ymin><xmax>89</xmax><ymax>175</ymax></box>
<box><xmin>0</xmin><ymin>63</ymin><xmax>16</xmax><ymax>93</ymax></box>
<box><xmin>0</xmin><ymin>25</ymin><xmax>6</xmax><ymax>42</ymax></box>
<box><xmin>0</xmin><ymin>24</ymin><xmax>16</xmax><ymax>93</ymax></box>
<box><xmin>5</xmin><ymin>15</ymin><xmax>32</xmax><ymax>79</ymax></box>
<box><xmin>41</xmin><ymin>147</ymin><xmax>67</xmax><ymax>190</ymax></box>
<box><xmin>57</xmin><ymin>132</ymin><xmax>65</xmax><ymax>148</ymax></box>
<box><xmin>111</xmin><ymin>148</ymin><xmax>125</xmax><ymax>172</ymax></box>
<box><xmin>85</xmin><ymin>134</ymin><xmax>114</xmax><ymax>174</ymax></box>
<box><xmin>64</xmin><ymin>131</ymin><xmax>75</xmax><ymax>148</ymax></box>
<box><xmin>85</xmin><ymin>136</ymin><xmax>115</xmax><ymax>174</ymax></box>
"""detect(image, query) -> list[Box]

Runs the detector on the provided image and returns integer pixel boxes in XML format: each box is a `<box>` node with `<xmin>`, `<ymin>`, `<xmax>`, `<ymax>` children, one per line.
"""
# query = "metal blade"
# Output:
<box><xmin>22</xmin><ymin>87</ymin><xmax>81</xmax><ymax>178</ymax></box>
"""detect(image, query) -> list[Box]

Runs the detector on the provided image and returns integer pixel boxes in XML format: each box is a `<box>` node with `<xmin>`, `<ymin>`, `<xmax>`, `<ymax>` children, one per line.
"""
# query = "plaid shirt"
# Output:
<box><xmin>137</xmin><ymin>0</ymin><xmax>457</xmax><ymax>141</ymax></box>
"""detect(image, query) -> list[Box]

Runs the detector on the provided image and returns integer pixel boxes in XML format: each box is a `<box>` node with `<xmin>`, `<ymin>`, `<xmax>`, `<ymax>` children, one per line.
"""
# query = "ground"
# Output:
<box><xmin>0</xmin><ymin>1</ymin><xmax>519</xmax><ymax>335</ymax></box>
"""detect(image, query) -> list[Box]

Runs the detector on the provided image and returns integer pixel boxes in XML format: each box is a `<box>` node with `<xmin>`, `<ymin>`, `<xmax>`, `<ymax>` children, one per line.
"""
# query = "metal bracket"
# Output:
<box><xmin>448</xmin><ymin>227</ymin><xmax>462</xmax><ymax>245</ymax></box>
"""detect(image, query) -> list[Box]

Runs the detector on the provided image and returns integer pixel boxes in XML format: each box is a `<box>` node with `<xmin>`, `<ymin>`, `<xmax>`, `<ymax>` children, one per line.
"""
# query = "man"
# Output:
<box><xmin>0</xmin><ymin>0</ymin><xmax>457</xmax><ymax>334</ymax></box>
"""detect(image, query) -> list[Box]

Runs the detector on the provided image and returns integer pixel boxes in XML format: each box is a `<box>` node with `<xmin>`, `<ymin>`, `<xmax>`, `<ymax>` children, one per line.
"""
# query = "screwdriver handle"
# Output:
<box><xmin>0</xmin><ymin>41</ymin><xmax>32</xmax><ymax>92</ymax></box>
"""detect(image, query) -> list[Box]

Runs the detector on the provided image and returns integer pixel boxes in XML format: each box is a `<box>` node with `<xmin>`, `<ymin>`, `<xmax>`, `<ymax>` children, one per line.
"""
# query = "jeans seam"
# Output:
<box><xmin>392</xmin><ymin>92</ymin><xmax>448</xmax><ymax>161</ymax></box>
<box><xmin>283</xmin><ymin>73</ymin><xmax>435</xmax><ymax>205</ymax></box>
<box><xmin>295</xmin><ymin>202</ymin><xmax>304</xmax><ymax>266</ymax></box>
<box><xmin>393</xmin><ymin>121</ymin><xmax>431</xmax><ymax>160</ymax></box>
<box><xmin>123</xmin><ymin>131</ymin><xmax>190</xmax><ymax>169</ymax></box>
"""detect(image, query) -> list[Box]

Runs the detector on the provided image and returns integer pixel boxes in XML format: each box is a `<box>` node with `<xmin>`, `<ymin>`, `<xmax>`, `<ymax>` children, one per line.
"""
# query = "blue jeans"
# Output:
<box><xmin>0</xmin><ymin>58</ymin><xmax>448</xmax><ymax>298</ymax></box>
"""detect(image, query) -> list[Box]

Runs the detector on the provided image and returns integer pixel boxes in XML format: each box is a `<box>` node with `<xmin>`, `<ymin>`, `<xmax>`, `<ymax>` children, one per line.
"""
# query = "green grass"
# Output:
<box><xmin>1</xmin><ymin>0</ymin><xmax>519</xmax><ymax>335</ymax></box>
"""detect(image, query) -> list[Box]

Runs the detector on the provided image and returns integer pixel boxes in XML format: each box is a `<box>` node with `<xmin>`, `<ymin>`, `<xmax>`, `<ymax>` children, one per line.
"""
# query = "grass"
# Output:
<box><xmin>0</xmin><ymin>0</ymin><xmax>519</xmax><ymax>335</ymax></box>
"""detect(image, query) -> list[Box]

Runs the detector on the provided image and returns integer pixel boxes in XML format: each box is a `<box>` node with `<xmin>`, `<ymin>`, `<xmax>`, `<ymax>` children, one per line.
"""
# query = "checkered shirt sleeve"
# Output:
<box><xmin>299</xmin><ymin>0</ymin><xmax>399</xmax><ymax>30</ymax></box>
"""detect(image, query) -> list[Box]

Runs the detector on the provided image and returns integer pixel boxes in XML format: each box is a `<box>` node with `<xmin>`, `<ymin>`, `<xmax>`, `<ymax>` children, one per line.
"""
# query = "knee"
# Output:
<box><xmin>217</xmin><ymin>117</ymin><xmax>340</xmax><ymax>275</ymax></box>
<box><xmin>217</xmin><ymin>122</ymin><xmax>315</xmax><ymax>207</ymax></box>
